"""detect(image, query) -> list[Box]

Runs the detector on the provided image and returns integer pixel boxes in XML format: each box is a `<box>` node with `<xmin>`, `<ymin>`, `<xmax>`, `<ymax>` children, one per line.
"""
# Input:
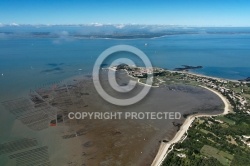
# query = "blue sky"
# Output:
<box><xmin>0</xmin><ymin>0</ymin><xmax>250</xmax><ymax>26</ymax></box>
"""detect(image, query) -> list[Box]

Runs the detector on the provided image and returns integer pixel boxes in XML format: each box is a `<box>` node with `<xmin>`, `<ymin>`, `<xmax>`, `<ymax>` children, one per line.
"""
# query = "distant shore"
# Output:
<box><xmin>151</xmin><ymin>85</ymin><xmax>231</xmax><ymax>166</ymax></box>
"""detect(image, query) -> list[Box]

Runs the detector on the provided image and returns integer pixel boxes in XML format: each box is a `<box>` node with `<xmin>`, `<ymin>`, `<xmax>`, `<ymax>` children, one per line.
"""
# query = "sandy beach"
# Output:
<box><xmin>151</xmin><ymin>85</ymin><xmax>231</xmax><ymax>166</ymax></box>
<box><xmin>168</xmin><ymin>70</ymin><xmax>240</xmax><ymax>83</ymax></box>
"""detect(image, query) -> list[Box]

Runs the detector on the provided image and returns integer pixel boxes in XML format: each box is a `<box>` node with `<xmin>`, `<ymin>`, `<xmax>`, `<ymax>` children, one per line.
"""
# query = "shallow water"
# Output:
<box><xmin>0</xmin><ymin>34</ymin><xmax>247</xmax><ymax>165</ymax></box>
<box><xmin>0</xmin><ymin>71</ymin><xmax>224</xmax><ymax>165</ymax></box>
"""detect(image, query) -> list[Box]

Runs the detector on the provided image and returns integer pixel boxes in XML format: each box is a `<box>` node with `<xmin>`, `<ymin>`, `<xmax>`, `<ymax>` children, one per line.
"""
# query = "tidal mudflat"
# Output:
<box><xmin>1</xmin><ymin>71</ymin><xmax>224</xmax><ymax>166</ymax></box>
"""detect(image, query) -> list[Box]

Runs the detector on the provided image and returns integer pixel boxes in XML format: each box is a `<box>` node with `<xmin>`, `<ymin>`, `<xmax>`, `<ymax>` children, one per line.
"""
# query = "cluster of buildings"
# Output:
<box><xmin>115</xmin><ymin>64</ymin><xmax>164</xmax><ymax>78</ymax></box>
<box><xmin>128</xmin><ymin>67</ymin><xmax>164</xmax><ymax>78</ymax></box>
<box><xmin>128</xmin><ymin>67</ymin><xmax>154</xmax><ymax>78</ymax></box>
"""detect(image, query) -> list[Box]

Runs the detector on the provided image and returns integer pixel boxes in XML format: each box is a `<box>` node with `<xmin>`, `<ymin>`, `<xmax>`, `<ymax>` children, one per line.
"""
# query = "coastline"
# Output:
<box><xmin>151</xmin><ymin>85</ymin><xmax>231</xmax><ymax>166</ymax></box>
<box><xmin>168</xmin><ymin>69</ymin><xmax>240</xmax><ymax>83</ymax></box>
<box><xmin>1</xmin><ymin>65</ymin><xmax>234</xmax><ymax>164</ymax></box>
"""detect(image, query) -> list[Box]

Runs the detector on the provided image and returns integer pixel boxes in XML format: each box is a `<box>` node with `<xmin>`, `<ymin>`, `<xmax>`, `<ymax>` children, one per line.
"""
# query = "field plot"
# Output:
<box><xmin>200</xmin><ymin>145</ymin><xmax>233</xmax><ymax>166</ymax></box>
<box><xmin>215</xmin><ymin>116</ymin><xmax>235</xmax><ymax>125</ymax></box>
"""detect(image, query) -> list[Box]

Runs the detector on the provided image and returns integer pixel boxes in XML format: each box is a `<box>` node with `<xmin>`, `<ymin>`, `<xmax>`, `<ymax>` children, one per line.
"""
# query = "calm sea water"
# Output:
<box><xmin>0</xmin><ymin>33</ymin><xmax>250</xmax><ymax>165</ymax></box>
<box><xmin>1</xmin><ymin>34</ymin><xmax>250</xmax><ymax>99</ymax></box>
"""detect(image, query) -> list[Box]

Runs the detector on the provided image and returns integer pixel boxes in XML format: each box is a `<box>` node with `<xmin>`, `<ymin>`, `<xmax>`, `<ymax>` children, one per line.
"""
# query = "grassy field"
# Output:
<box><xmin>215</xmin><ymin>116</ymin><xmax>235</xmax><ymax>125</ymax></box>
<box><xmin>218</xmin><ymin>151</ymin><xmax>234</xmax><ymax>160</ymax></box>
<box><xmin>200</xmin><ymin>128</ymin><xmax>209</xmax><ymax>134</ymax></box>
<box><xmin>200</xmin><ymin>145</ymin><xmax>233</xmax><ymax>166</ymax></box>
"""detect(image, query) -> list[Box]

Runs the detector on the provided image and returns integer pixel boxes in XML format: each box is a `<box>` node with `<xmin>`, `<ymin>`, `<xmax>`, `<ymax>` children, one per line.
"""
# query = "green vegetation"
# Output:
<box><xmin>139</xmin><ymin>69</ymin><xmax>250</xmax><ymax>166</ymax></box>
<box><xmin>200</xmin><ymin>129</ymin><xmax>209</xmax><ymax>134</ymax></box>
<box><xmin>162</xmin><ymin>113</ymin><xmax>250</xmax><ymax>166</ymax></box>
<box><xmin>200</xmin><ymin>145</ymin><xmax>233</xmax><ymax>166</ymax></box>
<box><xmin>163</xmin><ymin>150</ymin><xmax>223</xmax><ymax>166</ymax></box>
<box><xmin>215</xmin><ymin>116</ymin><xmax>235</xmax><ymax>125</ymax></box>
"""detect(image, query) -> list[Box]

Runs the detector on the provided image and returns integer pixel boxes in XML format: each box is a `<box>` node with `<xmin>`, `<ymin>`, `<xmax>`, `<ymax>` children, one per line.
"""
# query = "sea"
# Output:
<box><xmin>0</xmin><ymin>29</ymin><xmax>250</xmax><ymax>165</ymax></box>
<box><xmin>1</xmin><ymin>33</ymin><xmax>250</xmax><ymax>100</ymax></box>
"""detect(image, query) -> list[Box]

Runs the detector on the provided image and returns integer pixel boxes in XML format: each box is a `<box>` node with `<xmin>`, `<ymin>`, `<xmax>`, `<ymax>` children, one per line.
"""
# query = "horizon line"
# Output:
<box><xmin>1</xmin><ymin>23</ymin><xmax>250</xmax><ymax>28</ymax></box>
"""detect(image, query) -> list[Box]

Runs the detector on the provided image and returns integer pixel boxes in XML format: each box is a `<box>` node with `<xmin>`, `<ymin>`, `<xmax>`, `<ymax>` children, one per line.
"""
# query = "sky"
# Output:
<box><xmin>0</xmin><ymin>0</ymin><xmax>250</xmax><ymax>26</ymax></box>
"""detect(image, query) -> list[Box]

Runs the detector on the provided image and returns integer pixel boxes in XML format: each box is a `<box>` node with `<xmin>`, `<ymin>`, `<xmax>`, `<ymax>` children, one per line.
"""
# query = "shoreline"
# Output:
<box><xmin>167</xmin><ymin>69</ymin><xmax>240</xmax><ymax>83</ymax></box>
<box><xmin>151</xmin><ymin>85</ymin><xmax>231</xmax><ymax>166</ymax></box>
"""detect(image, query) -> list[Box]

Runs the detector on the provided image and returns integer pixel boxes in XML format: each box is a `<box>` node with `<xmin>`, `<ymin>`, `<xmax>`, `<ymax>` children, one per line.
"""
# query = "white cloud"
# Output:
<box><xmin>10</xmin><ymin>23</ymin><xmax>19</xmax><ymax>26</ymax></box>
<box><xmin>59</xmin><ymin>31</ymin><xmax>69</xmax><ymax>36</ymax></box>
<box><xmin>115</xmin><ymin>24</ymin><xmax>125</xmax><ymax>29</ymax></box>
<box><xmin>91</xmin><ymin>23</ymin><xmax>103</xmax><ymax>27</ymax></box>
<box><xmin>52</xmin><ymin>31</ymin><xmax>74</xmax><ymax>44</ymax></box>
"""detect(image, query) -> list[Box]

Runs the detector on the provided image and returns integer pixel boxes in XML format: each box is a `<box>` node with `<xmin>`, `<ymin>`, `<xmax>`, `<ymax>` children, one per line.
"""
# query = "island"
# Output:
<box><xmin>239</xmin><ymin>77</ymin><xmax>250</xmax><ymax>82</ymax></box>
<box><xmin>174</xmin><ymin>65</ymin><xmax>203</xmax><ymax>71</ymax></box>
